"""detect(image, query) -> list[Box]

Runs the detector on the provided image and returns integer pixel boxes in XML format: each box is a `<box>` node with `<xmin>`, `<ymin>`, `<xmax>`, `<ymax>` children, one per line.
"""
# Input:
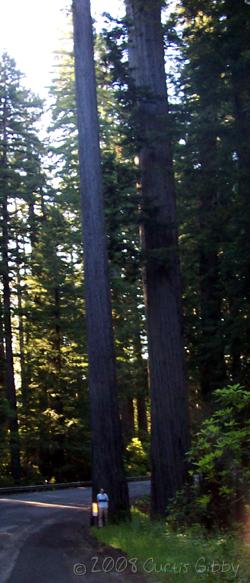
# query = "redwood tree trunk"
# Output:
<box><xmin>126</xmin><ymin>0</ymin><xmax>189</xmax><ymax>516</ymax></box>
<box><xmin>137</xmin><ymin>393</ymin><xmax>148</xmax><ymax>436</ymax></box>
<box><xmin>15</xmin><ymin>233</ymin><xmax>28</xmax><ymax>417</ymax></box>
<box><xmin>198</xmin><ymin>129</ymin><xmax>226</xmax><ymax>398</ymax></box>
<box><xmin>72</xmin><ymin>0</ymin><xmax>129</xmax><ymax>519</ymax></box>
<box><xmin>134</xmin><ymin>328</ymin><xmax>148</xmax><ymax>436</ymax></box>
<box><xmin>0</xmin><ymin>298</ymin><xmax>5</xmax><ymax>391</ymax></box>
<box><xmin>224</xmin><ymin>0</ymin><xmax>250</xmax><ymax>381</ymax></box>
<box><xmin>121</xmin><ymin>397</ymin><xmax>135</xmax><ymax>445</ymax></box>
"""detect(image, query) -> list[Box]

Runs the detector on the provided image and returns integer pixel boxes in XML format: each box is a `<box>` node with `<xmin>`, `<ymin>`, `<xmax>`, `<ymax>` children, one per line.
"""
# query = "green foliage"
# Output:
<box><xmin>93</xmin><ymin>509</ymin><xmax>249</xmax><ymax>583</ymax></box>
<box><xmin>125</xmin><ymin>437</ymin><xmax>150</xmax><ymax>476</ymax></box>
<box><xmin>1</xmin><ymin>0</ymin><xmax>250</xmax><ymax>492</ymax></box>
<box><xmin>48</xmin><ymin>35</ymin><xmax>148</xmax><ymax>465</ymax></box>
<box><xmin>167</xmin><ymin>385</ymin><xmax>250</xmax><ymax>528</ymax></box>
<box><xmin>172</xmin><ymin>0</ymin><xmax>250</xmax><ymax>395</ymax></box>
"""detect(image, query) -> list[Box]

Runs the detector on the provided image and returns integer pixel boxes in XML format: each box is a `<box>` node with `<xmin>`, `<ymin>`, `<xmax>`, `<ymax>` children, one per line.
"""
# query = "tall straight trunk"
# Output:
<box><xmin>38</xmin><ymin>386</ymin><xmax>51</xmax><ymax>479</ymax></box>
<box><xmin>54</xmin><ymin>285</ymin><xmax>62</xmax><ymax>372</ymax></box>
<box><xmin>15</xmin><ymin>232</ymin><xmax>28</xmax><ymax>417</ymax></box>
<box><xmin>198</xmin><ymin>129</ymin><xmax>226</xmax><ymax>398</ymax></box>
<box><xmin>40</xmin><ymin>187</ymin><xmax>47</xmax><ymax>221</ymax></box>
<box><xmin>224</xmin><ymin>0</ymin><xmax>250</xmax><ymax>381</ymax></box>
<box><xmin>53</xmin><ymin>285</ymin><xmax>65</xmax><ymax>481</ymax></box>
<box><xmin>230</xmin><ymin>309</ymin><xmax>241</xmax><ymax>384</ymax></box>
<box><xmin>28</xmin><ymin>196</ymin><xmax>37</xmax><ymax>248</ymax></box>
<box><xmin>224</xmin><ymin>0</ymin><xmax>250</xmax><ymax>208</ymax></box>
<box><xmin>126</xmin><ymin>0</ymin><xmax>189</xmax><ymax>517</ymax></box>
<box><xmin>121</xmin><ymin>397</ymin><xmax>135</xmax><ymax>445</ymax></box>
<box><xmin>72</xmin><ymin>0</ymin><xmax>129</xmax><ymax>519</ymax></box>
<box><xmin>133</xmin><ymin>327</ymin><xmax>148</xmax><ymax>435</ymax></box>
<box><xmin>137</xmin><ymin>392</ymin><xmax>148</xmax><ymax>436</ymax></box>
<box><xmin>0</xmin><ymin>297</ymin><xmax>5</xmax><ymax>390</ymax></box>
<box><xmin>0</xmin><ymin>96</ymin><xmax>21</xmax><ymax>483</ymax></box>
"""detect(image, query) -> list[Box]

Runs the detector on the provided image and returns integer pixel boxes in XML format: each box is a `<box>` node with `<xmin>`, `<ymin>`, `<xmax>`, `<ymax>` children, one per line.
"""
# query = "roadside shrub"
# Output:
<box><xmin>167</xmin><ymin>385</ymin><xmax>250</xmax><ymax>529</ymax></box>
<box><xmin>93</xmin><ymin>509</ymin><xmax>249</xmax><ymax>583</ymax></box>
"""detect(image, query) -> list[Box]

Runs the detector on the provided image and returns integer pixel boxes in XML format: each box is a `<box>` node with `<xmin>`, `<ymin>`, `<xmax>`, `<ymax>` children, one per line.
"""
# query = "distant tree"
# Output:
<box><xmin>0</xmin><ymin>297</ymin><xmax>5</xmax><ymax>392</ymax></box>
<box><xmin>177</xmin><ymin>0</ymin><xmax>250</xmax><ymax>392</ymax></box>
<box><xmin>222</xmin><ymin>0</ymin><xmax>250</xmax><ymax>383</ymax></box>
<box><xmin>178</xmin><ymin>0</ymin><xmax>227</xmax><ymax>398</ymax></box>
<box><xmin>23</xmin><ymin>199</ymin><xmax>90</xmax><ymax>482</ymax></box>
<box><xmin>0</xmin><ymin>54</ymin><xmax>43</xmax><ymax>482</ymax></box>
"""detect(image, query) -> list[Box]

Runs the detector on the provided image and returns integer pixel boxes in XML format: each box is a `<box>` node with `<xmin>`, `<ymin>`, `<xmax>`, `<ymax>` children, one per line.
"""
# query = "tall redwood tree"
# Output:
<box><xmin>125</xmin><ymin>0</ymin><xmax>189</xmax><ymax>516</ymax></box>
<box><xmin>72</xmin><ymin>0</ymin><xmax>129</xmax><ymax>519</ymax></box>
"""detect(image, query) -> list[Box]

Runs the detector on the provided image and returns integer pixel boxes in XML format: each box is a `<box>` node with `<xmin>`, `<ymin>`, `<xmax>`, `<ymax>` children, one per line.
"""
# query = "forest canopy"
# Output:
<box><xmin>0</xmin><ymin>0</ymin><xmax>249</xmax><ymax>526</ymax></box>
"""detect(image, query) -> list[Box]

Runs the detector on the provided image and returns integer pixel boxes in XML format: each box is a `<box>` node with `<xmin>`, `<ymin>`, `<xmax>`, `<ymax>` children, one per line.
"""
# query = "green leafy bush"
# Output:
<box><xmin>167</xmin><ymin>385</ymin><xmax>250</xmax><ymax>529</ymax></box>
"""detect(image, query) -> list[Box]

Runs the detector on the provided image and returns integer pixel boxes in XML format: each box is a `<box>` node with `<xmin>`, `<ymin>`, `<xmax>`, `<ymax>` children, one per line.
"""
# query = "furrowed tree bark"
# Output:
<box><xmin>126</xmin><ymin>0</ymin><xmax>189</xmax><ymax>517</ymax></box>
<box><xmin>224</xmin><ymin>0</ymin><xmax>250</xmax><ymax>211</ymax></box>
<box><xmin>137</xmin><ymin>392</ymin><xmax>148</xmax><ymax>436</ymax></box>
<box><xmin>224</xmin><ymin>0</ymin><xmax>250</xmax><ymax>382</ymax></box>
<box><xmin>121</xmin><ymin>397</ymin><xmax>135</xmax><ymax>445</ymax></box>
<box><xmin>198</xmin><ymin>124</ymin><xmax>226</xmax><ymax>399</ymax></box>
<box><xmin>0</xmin><ymin>297</ymin><xmax>5</xmax><ymax>391</ymax></box>
<box><xmin>72</xmin><ymin>0</ymin><xmax>129</xmax><ymax>520</ymax></box>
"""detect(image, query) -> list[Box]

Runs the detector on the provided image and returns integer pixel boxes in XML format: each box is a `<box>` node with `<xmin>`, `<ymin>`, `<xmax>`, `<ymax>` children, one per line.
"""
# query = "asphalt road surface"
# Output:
<box><xmin>0</xmin><ymin>481</ymin><xmax>151</xmax><ymax>583</ymax></box>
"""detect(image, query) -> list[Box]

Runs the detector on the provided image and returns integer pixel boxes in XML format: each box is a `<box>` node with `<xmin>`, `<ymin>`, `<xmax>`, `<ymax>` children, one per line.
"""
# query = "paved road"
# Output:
<box><xmin>0</xmin><ymin>481</ymin><xmax>150</xmax><ymax>583</ymax></box>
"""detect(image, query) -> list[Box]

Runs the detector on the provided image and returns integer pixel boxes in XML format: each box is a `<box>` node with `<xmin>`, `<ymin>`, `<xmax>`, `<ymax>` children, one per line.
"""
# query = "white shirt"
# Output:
<box><xmin>97</xmin><ymin>492</ymin><xmax>109</xmax><ymax>509</ymax></box>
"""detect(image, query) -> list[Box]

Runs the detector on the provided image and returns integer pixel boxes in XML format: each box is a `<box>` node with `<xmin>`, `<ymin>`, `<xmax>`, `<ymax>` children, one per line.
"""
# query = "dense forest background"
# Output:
<box><xmin>0</xmin><ymin>0</ymin><xmax>249</xmax><ymax>519</ymax></box>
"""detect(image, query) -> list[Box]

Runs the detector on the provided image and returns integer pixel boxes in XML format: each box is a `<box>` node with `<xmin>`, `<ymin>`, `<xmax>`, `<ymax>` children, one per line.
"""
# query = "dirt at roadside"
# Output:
<box><xmin>6</xmin><ymin>512</ymin><xmax>154</xmax><ymax>583</ymax></box>
<box><xmin>76</xmin><ymin>523</ymin><xmax>156</xmax><ymax>582</ymax></box>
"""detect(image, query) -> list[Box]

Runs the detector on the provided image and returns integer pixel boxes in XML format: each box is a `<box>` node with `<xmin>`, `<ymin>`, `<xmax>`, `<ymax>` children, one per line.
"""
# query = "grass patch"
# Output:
<box><xmin>92</xmin><ymin>509</ymin><xmax>249</xmax><ymax>583</ymax></box>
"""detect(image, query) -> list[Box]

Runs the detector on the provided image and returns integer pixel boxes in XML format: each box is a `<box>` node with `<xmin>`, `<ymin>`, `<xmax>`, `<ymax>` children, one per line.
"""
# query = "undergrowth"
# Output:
<box><xmin>92</xmin><ymin>508</ymin><xmax>249</xmax><ymax>583</ymax></box>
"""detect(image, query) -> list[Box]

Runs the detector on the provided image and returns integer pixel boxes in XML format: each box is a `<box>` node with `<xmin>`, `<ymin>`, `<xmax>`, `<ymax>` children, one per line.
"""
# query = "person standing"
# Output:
<box><xmin>97</xmin><ymin>488</ymin><xmax>109</xmax><ymax>527</ymax></box>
